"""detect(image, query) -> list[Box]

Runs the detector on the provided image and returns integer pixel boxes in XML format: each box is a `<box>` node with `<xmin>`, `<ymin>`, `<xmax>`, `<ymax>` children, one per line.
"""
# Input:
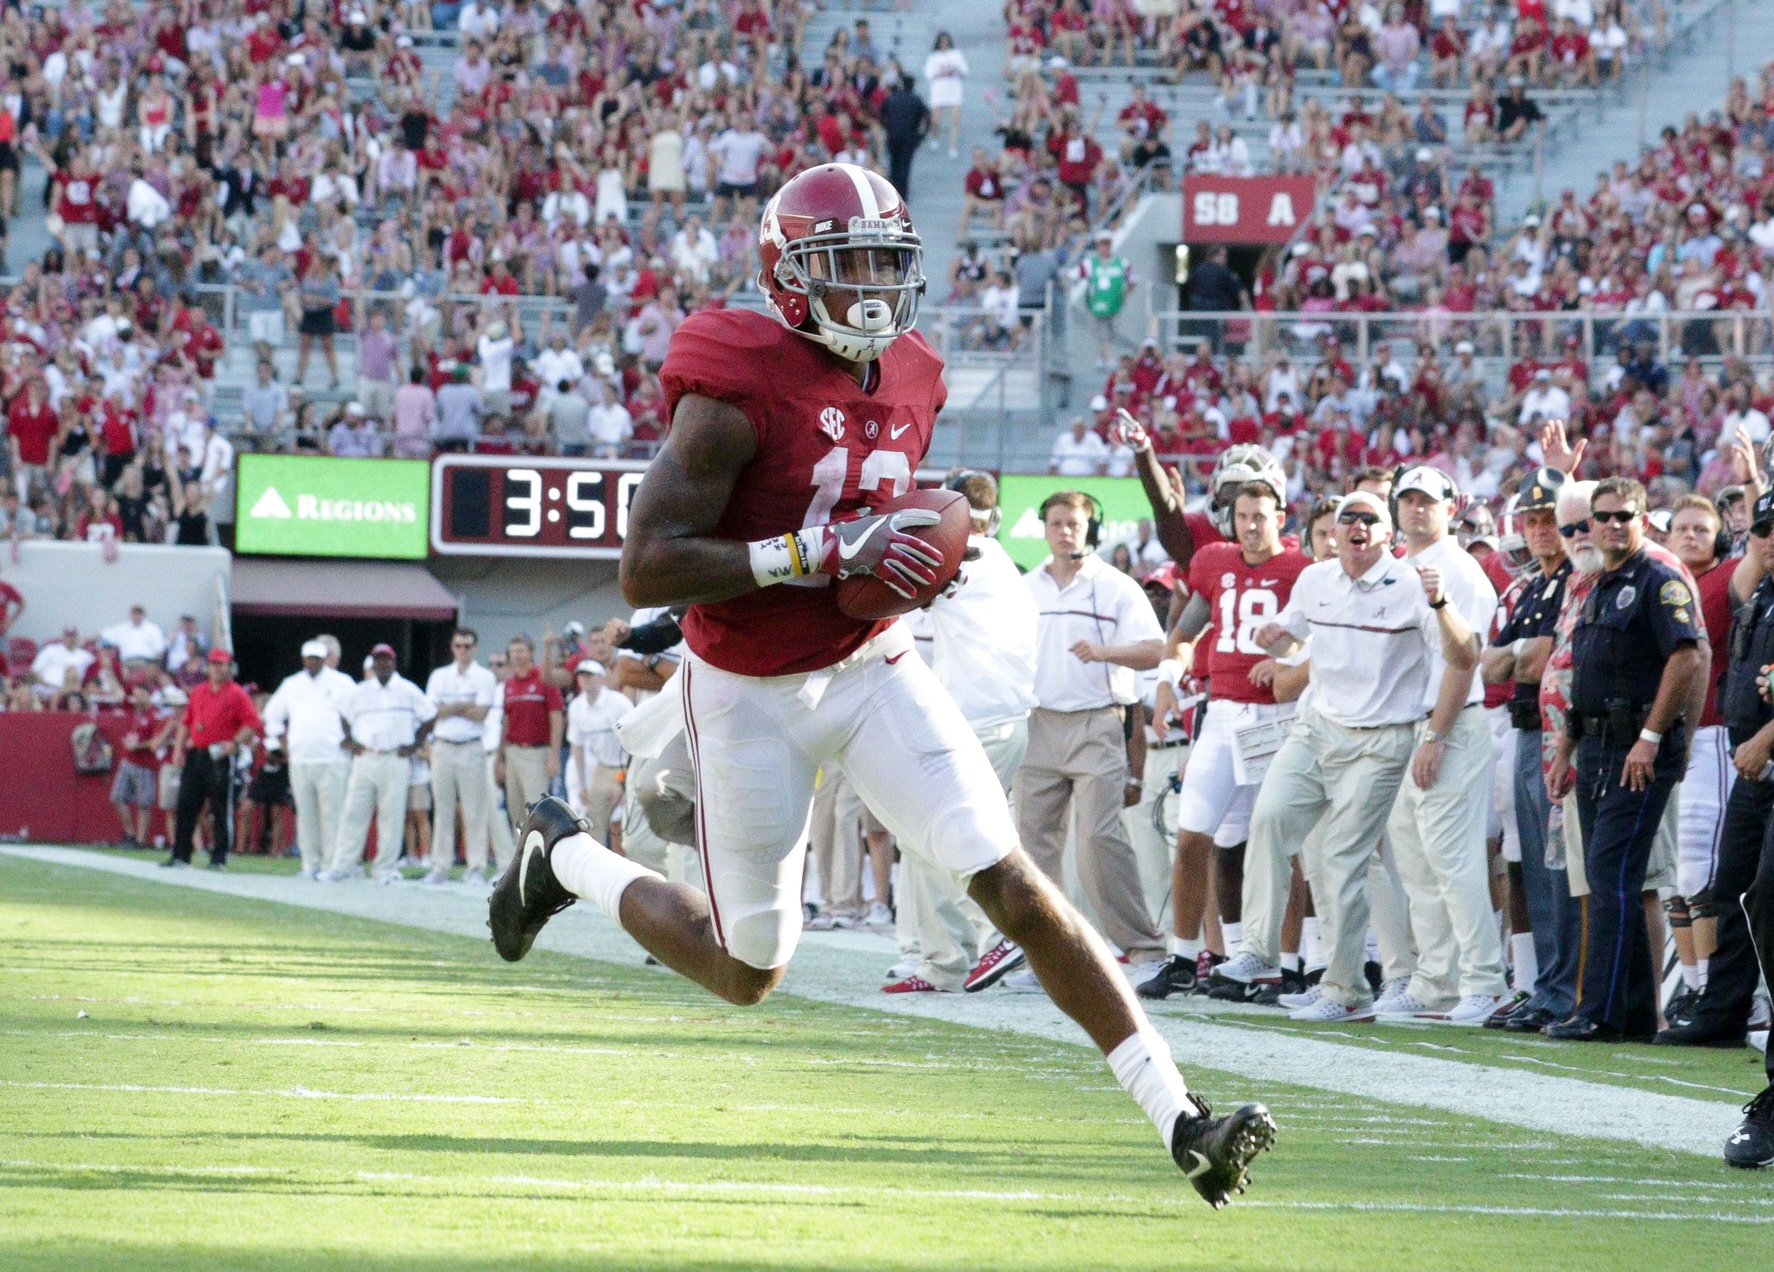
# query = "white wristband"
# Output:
<box><xmin>1157</xmin><ymin>657</ymin><xmax>1183</xmax><ymax>687</ymax></box>
<box><xmin>748</xmin><ymin>530</ymin><xmax>817</xmax><ymax>588</ymax></box>
<box><xmin>1639</xmin><ymin>728</ymin><xmax>1662</xmax><ymax>745</ymax></box>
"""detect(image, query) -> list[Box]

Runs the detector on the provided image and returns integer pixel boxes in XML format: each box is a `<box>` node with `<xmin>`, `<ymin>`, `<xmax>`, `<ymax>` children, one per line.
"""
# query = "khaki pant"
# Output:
<box><xmin>502</xmin><ymin>744</ymin><xmax>552</xmax><ymax>829</ymax></box>
<box><xmin>1388</xmin><ymin>707</ymin><xmax>1510</xmax><ymax>1005</ymax></box>
<box><xmin>488</xmin><ymin>752</ymin><xmax>514</xmax><ymax>869</ymax></box>
<box><xmin>899</xmin><ymin>717</ymin><xmax>1028</xmax><ymax>988</ymax></box>
<box><xmin>289</xmin><ymin>760</ymin><xmax>348</xmax><ymax>874</ymax></box>
<box><xmin>1016</xmin><ymin>707</ymin><xmax>1164</xmax><ymax>958</ymax></box>
<box><xmin>430</xmin><ymin>738</ymin><xmax>493</xmax><ymax>872</ymax></box>
<box><xmin>1296</xmin><ymin>824</ymin><xmax>1417</xmax><ymax>985</ymax></box>
<box><xmin>330</xmin><ymin>752</ymin><xmax>412</xmax><ymax>878</ymax></box>
<box><xmin>568</xmin><ymin>753</ymin><xmax>624</xmax><ymax>847</ymax></box>
<box><xmin>1246</xmin><ymin>708</ymin><xmax>1415</xmax><ymax>1008</ymax></box>
<box><xmin>809</xmin><ymin>766</ymin><xmax>865</xmax><ymax>914</ymax></box>
<box><xmin>1124</xmin><ymin>741</ymin><xmax>1186</xmax><ymax>930</ymax></box>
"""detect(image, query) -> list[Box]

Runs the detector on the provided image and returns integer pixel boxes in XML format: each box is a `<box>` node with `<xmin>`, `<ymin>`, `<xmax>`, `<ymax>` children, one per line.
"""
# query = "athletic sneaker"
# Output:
<box><xmin>1373</xmin><ymin>992</ymin><xmax>1439</xmax><ymax>1023</ymax></box>
<box><xmin>1210</xmin><ymin>952</ymin><xmax>1283</xmax><ymax>986</ymax></box>
<box><xmin>882</xmin><ymin>975</ymin><xmax>941</xmax><ymax>994</ymax></box>
<box><xmin>1725</xmin><ymin>1087</ymin><xmax>1774</xmax><ymax>1168</ymax></box>
<box><xmin>1664</xmin><ymin>986</ymin><xmax>1699</xmax><ymax>1025</ymax></box>
<box><xmin>419</xmin><ymin>868</ymin><xmax>450</xmax><ymax>886</ymax></box>
<box><xmin>1370</xmin><ymin>978</ymin><xmax>1411</xmax><ymax>1015</ymax></box>
<box><xmin>460</xmin><ymin>867</ymin><xmax>489</xmax><ymax>887</ymax></box>
<box><xmin>1440</xmin><ymin>994</ymin><xmax>1505</xmax><ymax>1027</ymax></box>
<box><xmin>884</xmin><ymin>959</ymin><xmax>920</xmax><ymax>981</ymax></box>
<box><xmin>159</xmin><ymin>857</ymin><xmax>190</xmax><ymax>869</ymax></box>
<box><xmin>119</xmin><ymin>835</ymin><xmax>139</xmax><ymax>850</ymax></box>
<box><xmin>1251</xmin><ymin>966</ymin><xmax>1308</xmax><ymax>1008</ymax></box>
<box><xmin>1170</xmin><ymin>1097</ymin><xmax>1277</xmax><ymax>1209</ymax></box>
<box><xmin>861</xmin><ymin>902</ymin><xmax>894</xmax><ymax>931</ymax></box>
<box><xmin>1135</xmin><ymin>954</ymin><xmax>1200</xmax><ymax>1000</ymax></box>
<box><xmin>806</xmin><ymin>910</ymin><xmax>859</xmax><ymax>931</ymax></box>
<box><xmin>372</xmin><ymin>871</ymin><xmax>403</xmax><ymax>886</ymax></box>
<box><xmin>1000</xmin><ymin>968</ymin><xmax>1044</xmax><ymax>992</ymax></box>
<box><xmin>487</xmin><ymin>796</ymin><xmax>585</xmax><ymax>963</ymax></box>
<box><xmin>1289</xmin><ymin>995</ymin><xmax>1362</xmax><ymax>1023</ymax></box>
<box><xmin>1277</xmin><ymin>984</ymin><xmax>1325</xmax><ymax>1012</ymax></box>
<box><xmin>964</xmin><ymin>939</ymin><xmax>1026</xmax><ymax>992</ymax></box>
<box><xmin>297</xmin><ymin>867</ymin><xmax>319</xmax><ymax>881</ymax></box>
<box><xmin>1483</xmin><ymin>990</ymin><xmax>1532</xmax><ymax>1030</ymax></box>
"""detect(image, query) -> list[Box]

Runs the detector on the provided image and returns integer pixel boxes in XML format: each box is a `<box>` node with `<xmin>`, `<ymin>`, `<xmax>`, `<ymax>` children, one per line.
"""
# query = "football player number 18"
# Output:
<box><xmin>1215</xmin><ymin>586</ymin><xmax>1279</xmax><ymax>655</ymax></box>
<box><xmin>803</xmin><ymin>447</ymin><xmax>912</xmax><ymax>529</ymax></box>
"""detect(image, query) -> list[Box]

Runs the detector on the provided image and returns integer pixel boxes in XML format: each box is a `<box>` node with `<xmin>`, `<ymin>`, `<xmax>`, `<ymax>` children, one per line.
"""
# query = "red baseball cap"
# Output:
<box><xmin>370</xmin><ymin>643</ymin><xmax>397</xmax><ymax>658</ymax></box>
<box><xmin>206</xmin><ymin>648</ymin><xmax>232</xmax><ymax>664</ymax></box>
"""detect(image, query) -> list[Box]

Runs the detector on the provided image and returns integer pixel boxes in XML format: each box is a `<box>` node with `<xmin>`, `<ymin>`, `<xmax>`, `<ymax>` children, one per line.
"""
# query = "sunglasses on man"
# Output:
<box><xmin>1591</xmin><ymin>509</ymin><xmax>1640</xmax><ymax>525</ymax></box>
<box><xmin>1337</xmin><ymin>511</ymin><xmax>1383</xmax><ymax>527</ymax></box>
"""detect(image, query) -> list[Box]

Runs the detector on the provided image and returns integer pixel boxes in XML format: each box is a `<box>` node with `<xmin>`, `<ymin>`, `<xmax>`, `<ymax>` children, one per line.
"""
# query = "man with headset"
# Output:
<box><xmin>1019</xmin><ymin>491</ymin><xmax>1169</xmax><ymax>970</ymax></box>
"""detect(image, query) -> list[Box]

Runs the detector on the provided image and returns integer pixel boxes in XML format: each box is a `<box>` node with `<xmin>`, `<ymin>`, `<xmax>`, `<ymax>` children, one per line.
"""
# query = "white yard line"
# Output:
<box><xmin>0</xmin><ymin>1079</ymin><xmax>520</xmax><ymax>1104</ymax></box>
<box><xmin>3</xmin><ymin>845</ymin><xmax>1746</xmax><ymax>1159</ymax></box>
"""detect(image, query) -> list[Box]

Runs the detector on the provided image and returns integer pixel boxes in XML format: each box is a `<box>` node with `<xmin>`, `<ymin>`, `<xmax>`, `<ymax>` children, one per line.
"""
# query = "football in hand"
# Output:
<box><xmin>835</xmin><ymin>488</ymin><xmax>973</xmax><ymax>620</ymax></box>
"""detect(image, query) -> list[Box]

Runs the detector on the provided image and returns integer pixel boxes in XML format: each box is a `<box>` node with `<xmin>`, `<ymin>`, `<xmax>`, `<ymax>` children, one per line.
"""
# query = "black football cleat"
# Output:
<box><xmin>1655</xmin><ymin>1013</ymin><xmax>1748</xmax><ymax>1048</ymax></box>
<box><xmin>488</xmin><ymin>797</ymin><xmax>586</xmax><ymax>962</ymax></box>
<box><xmin>1170</xmin><ymin>1098</ymin><xmax>1277</xmax><ymax>1208</ymax></box>
<box><xmin>1136</xmin><ymin>953</ymin><xmax>1199</xmax><ymax>1000</ymax></box>
<box><xmin>1725</xmin><ymin>1087</ymin><xmax>1774</xmax><ymax>1169</ymax></box>
<box><xmin>1250</xmin><ymin>966</ymin><xmax>1307</xmax><ymax>1008</ymax></box>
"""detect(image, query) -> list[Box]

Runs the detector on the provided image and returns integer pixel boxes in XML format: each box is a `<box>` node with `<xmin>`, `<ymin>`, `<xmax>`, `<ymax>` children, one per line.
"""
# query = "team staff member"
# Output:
<box><xmin>1664</xmin><ymin>495</ymin><xmax>1739</xmax><ymax>1015</ymax></box>
<box><xmin>1021</xmin><ymin>491</ymin><xmax>1168</xmax><ymax>967</ymax></box>
<box><xmin>166</xmin><ymin>648</ymin><xmax>262</xmax><ymax>870</ymax></box>
<box><xmin>495</xmin><ymin>635</ymin><xmax>564</xmax><ymax>829</ymax></box>
<box><xmin>425</xmin><ymin>628</ymin><xmax>499</xmax><ymax>884</ymax></box>
<box><xmin>1547</xmin><ymin>478</ymin><xmax>1705</xmax><ymax>1042</ymax></box>
<box><xmin>1234</xmin><ymin>492</ymin><xmax>1478</xmax><ymax>1021</ymax></box>
<box><xmin>566</xmin><ymin>661</ymin><xmax>629</xmax><ymax>846</ymax></box>
<box><xmin>1382</xmin><ymin>467</ymin><xmax>1508</xmax><ymax>1026</ymax></box>
<box><xmin>261</xmin><ymin>639</ymin><xmax>356</xmax><ymax>880</ymax></box>
<box><xmin>1661</xmin><ymin>489</ymin><xmax>1774</xmax><ymax>1054</ymax></box>
<box><xmin>326</xmin><ymin>645</ymin><xmax>437</xmax><ymax>883</ymax></box>
<box><xmin>1482</xmin><ymin>470</ymin><xmax>1576</xmax><ymax>1033</ymax></box>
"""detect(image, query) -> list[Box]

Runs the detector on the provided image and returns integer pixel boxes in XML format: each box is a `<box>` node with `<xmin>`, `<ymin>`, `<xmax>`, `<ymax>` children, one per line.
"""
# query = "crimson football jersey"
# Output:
<box><xmin>659</xmin><ymin>309</ymin><xmax>946</xmax><ymax>676</ymax></box>
<box><xmin>1187</xmin><ymin>543</ymin><xmax>1311</xmax><ymax>704</ymax></box>
<box><xmin>1695</xmin><ymin>559</ymin><xmax>1735</xmax><ymax>728</ymax></box>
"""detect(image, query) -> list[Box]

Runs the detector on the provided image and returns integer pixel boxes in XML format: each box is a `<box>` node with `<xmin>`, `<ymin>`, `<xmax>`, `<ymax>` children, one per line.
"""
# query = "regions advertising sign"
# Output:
<box><xmin>996</xmin><ymin>475</ymin><xmax>1153</xmax><ymax>570</ymax></box>
<box><xmin>1181</xmin><ymin>175</ymin><xmax>1317</xmax><ymax>244</ymax></box>
<box><xmin>234</xmin><ymin>455</ymin><xmax>431</xmax><ymax>560</ymax></box>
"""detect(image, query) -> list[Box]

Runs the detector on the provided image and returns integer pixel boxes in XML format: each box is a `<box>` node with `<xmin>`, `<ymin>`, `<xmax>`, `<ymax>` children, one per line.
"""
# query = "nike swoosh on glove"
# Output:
<box><xmin>816</xmin><ymin>509</ymin><xmax>945</xmax><ymax>598</ymax></box>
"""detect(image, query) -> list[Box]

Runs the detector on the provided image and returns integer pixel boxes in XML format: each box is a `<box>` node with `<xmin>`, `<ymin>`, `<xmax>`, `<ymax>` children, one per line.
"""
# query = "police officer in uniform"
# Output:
<box><xmin>1482</xmin><ymin>468</ymin><xmax>1578</xmax><ymax>1032</ymax></box>
<box><xmin>1546</xmin><ymin>477</ymin><xmax>1705</xmax><ymax>1042</ymax></box>
<box><xmin>1659</xmin><ymin>488</ymin><xmax>1774</xmax><ymax>1166</ymax></box>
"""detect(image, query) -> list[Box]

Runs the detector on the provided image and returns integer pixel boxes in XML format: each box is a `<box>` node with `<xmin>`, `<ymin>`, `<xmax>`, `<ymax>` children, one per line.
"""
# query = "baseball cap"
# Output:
<box><xmin>370</xmin><ymin>643</ymin><xmax>397</xmax><ymax>659</ymax></box>
<box><xmin>564</xmin><ymin>620</ymin><xmax>586</xmax><ymax>638</ymax></box>
<box><xmin>1454</xmin><ymin>339</ymin><xmax>1475</xmax><ymax>354</ymax></box>
<box><xmin>1335</xmin><ymin>490</ymin><xmax>1392</xmax><ymax>527</ymax></box>
<box><xmin>1515</xmin><ymin>465</ymin><xmax>1566</xmax><ymax>512</ymax></box>
<box><xmin>573</xmin><ymin>660</ymin><xmax>607</xmax><ymax>678</ymax></box>
<box><xmin>301</xmin><ymin>639</ymin><xmax>328</xmax><ymax>659</ymax></box>
<box><xmin>1647</xmin><ymin>509</ymin><xmax>1673</xmax><ymax>534</ymax></box>
<box><xmin>1395</xmin><ymin>465</ymin><xmax>1459</xmax><ymax>502</ymax></box>
<box><xmin>1089</xmin><ymin>394</ymin><xmax>1109</xmax><ymax>411</ymax></box>
<box><xmin>1753</xmin><ymin>489</ymin><xmax>1774</xmax><ymax>532</ymax></box>
<box><xmin>206</xmin><ymin>648</ymin><xmax>232</xmax><ymax>665</ymax></box>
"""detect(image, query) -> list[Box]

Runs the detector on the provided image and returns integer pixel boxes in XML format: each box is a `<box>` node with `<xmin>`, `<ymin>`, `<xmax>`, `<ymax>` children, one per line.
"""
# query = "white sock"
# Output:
<box><xmin>1510</xmin><ymin>932</ymin><xmax>1538</xmax><ymax>995</ymax></box>
<box><xmin>1301</xmin><ymin>917</ymin><xmax>1326</xmax><ymax>973</ymax></box>
<box><xmin>1697</xmin><ymin>957</ymin><xmax>1710</xmax><ymax>990</ymax></box>
<box><xmin>1222</xmin><ymin>920</ymin><xmax>1244</xmax><ymax>952</ymax></box>
<box><xmin>550</xmin><ymin>832</ymin><xmax>661</xmax><ymax>924</ymax></box>
<box><xmin>1107</xmin><ymin>1026</ymin><xmax>1193</xmax><ymax>1145</ymax></box>
<box><xmin>1281</xmin><ymin>951</ymin><xmax>1301</xmax><ymax>972</ymax></box>
<box><xmin>1170</xmin><ymin>934</ymin><xmax>1204</xmax><ymax>959</ymax></box>
<box><xmin>1680</xmin><ymin>960</ymin><xmax>1701</xmax><ymax>991</ymax></box>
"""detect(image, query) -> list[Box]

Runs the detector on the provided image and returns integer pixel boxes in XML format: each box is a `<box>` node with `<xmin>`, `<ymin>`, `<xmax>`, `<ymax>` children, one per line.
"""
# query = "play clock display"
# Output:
<box><xmin>430</xmin><ymin>455</ymin><xmax>651</xmax><ymax>557</ymax></box>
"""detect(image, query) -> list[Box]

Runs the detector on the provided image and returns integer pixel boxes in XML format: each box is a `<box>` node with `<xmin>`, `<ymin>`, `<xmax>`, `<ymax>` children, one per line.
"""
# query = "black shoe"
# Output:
<box><xmin>1364</xmin><ymin>960</ymin><xmax>1383</xmax><ymax>993</ymax></box>
<box><xmin>488</xmin><ymin>797</ymin><xmax>586</xmax><ymax>962</ymax></box>
<box><xmin>1207</xmin><ymin>976</ymin><xmax>1281</xmax><ymax>1004</ymax></box>
<box><xmin>1655</xmin><ymin>1014</ymin><xmax>1748</xmax><ymax>1048</ymax></box>
<box><xmin>159</xmin><ymin>857</ymin><xmax>189</xmax><ymax>869</ymax></box>
<box><xmin>207</xmin><ymin>860</ymin><xmax>227</xmax><ymax>872</ymax></box>
<box><xmin>1664</xmin><ymin>986</ymin><xmax>1699</xmax><ymax>1024</ymax></box>
<box><xmin>1482</xmin><ymin>990</ymin><xmax>1532</xmax><ymax>1030</ymax></box>
<box><xmin>1136</xmin><ymin>954</ymin><xmax>1199</xmax><ymax>1000</ymax></box>
<box><xmin>1170</xmin><ymin>1098</ymin><xmax>1277</xmax><ymax>1209</ymax></box>
<box><xmin>1725</xmin><ymin>1087</ymin><xmax>1774</xmax><ymax>1168</ymax></box>
<box><xmin>1503</xmin><ymin>1005</ymin><xmax>1560</xmax><ymax>1033</ymax></box>
<box><xmin>1545</xmin><ymin>1016</ymin><xmax>1654</xmax><ymax>1043</ymax></box>
<box><xmin>1250</xmin><ymin>966</ymin><xmax>1307</xmax><ymax>1008</ymax></box>
<box><xmin>119</xmin><ymin>835</ymin><xmax>139</xmax><ymax>850</ymax></box>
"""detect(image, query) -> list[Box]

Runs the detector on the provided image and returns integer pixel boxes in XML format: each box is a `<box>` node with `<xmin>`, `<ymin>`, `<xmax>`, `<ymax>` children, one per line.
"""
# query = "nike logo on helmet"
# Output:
<box><xmin>518</xmin><ymin>829</ymin><xmax>545</xmax><ymax>907</ymax></box>
<box><xmin>838</xmin><ymin>518</ymin><xmax>888</xmax><ymax>562</ymax></box>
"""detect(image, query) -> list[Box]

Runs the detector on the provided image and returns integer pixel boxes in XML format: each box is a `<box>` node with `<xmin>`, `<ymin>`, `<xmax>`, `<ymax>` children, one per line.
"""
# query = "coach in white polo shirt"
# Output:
<box><xmin>325</xmin><ymin>644</ymin><xmax>436</xmax><ymax>883</ymax></box>
<box><xmin>1229</xmin><ymin>491</ymin><xmax>1478</xmax><ymax>1020</ymax></box>
<box><xmin>425</xmin><ymin>627</ymin><xmax>498</xmax><ymax>884</ymax></box>
<box><xmin>1383</xmin><ymin>467</ymin><xmax>1510</xmax><ymax>1025</ymax></box>
<box><xmin>261</xmin><ymin>639</ymin><xmax>355</xmax><ymax>879</ymax></box>
<box><xmin>1020</xmin><ymin>490</ymin><xmax>1167</xmax><ymax>964</ymax></box>
<box><xmin>566</xmin><ymin>660</ymin><xmax>630</xmax><ymax>845</ymax></box>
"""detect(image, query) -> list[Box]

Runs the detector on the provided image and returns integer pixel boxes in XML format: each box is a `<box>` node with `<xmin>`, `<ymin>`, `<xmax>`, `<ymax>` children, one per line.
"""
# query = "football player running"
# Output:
<box><xmin>1138</xmin><ymin>448</ymin><xmax>1311</xmax><ymax>1001</ymax></box>
<box><xmin>485</xmin><ymin>164</ymin><xmax>1274</xmax><ymax>1205</ymax></box>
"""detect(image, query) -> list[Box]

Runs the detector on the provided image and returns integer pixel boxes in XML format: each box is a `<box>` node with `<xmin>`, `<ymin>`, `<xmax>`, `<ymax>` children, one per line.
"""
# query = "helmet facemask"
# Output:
<box><xmin>773</xmin><ymin>221</ymin><xmax>925</xmax><ymax>362</ymax></box>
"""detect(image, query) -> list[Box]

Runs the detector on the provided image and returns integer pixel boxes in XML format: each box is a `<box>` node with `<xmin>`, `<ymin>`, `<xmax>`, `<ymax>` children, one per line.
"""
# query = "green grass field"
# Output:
<box><xmin>1</xmin><ymin>850</ymin><xmax>1768</xmax><ymax>1270</ymax></box>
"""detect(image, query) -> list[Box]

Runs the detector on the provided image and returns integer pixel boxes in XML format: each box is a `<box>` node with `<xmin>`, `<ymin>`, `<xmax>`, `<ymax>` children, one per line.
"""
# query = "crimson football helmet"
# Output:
<box><xmin>1207</xmin><ymin>444</ymin><xmax>1288</xmax><ymax>536</ymax></box>
<box><xmin>758</xmin><ymin>163</ymin><xmax>925</xmax><ymax>362</ymax></box>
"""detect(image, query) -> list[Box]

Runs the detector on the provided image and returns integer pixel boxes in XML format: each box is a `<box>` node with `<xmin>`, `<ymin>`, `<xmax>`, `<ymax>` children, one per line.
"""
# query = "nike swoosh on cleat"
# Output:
<box><xmin>890</xmin><ymin>421</ymin><xmax>911</xmax><ymax>438</ymax></box>
<box><xmin>518</xmin><ymin>830</ymin><xmax>544</xmax><ymax>908</ymax></box>
<box><xmin>1183</xmin><ymin>1150</ymin><xmax>1213</xmax><ymax>1179</ymax></box>
<box><xmin>838</xmin><ymin>519</ymin><xmax>889</xmax><ymax>562</ymax></box>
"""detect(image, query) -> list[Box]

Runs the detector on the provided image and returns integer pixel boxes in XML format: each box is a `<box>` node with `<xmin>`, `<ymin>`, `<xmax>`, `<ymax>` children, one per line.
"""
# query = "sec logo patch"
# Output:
<box><xmin>819</xmin><ymin>407</ymin><xmax>846</xmax><ymax>441</ymax></box>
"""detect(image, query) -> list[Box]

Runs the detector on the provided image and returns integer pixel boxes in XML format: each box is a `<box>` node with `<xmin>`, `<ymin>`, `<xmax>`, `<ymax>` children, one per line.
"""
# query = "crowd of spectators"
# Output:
<box><xmin>1</xmin><ymin>598</ymin><xmax>210</xmax><ymax>713</ymax></box>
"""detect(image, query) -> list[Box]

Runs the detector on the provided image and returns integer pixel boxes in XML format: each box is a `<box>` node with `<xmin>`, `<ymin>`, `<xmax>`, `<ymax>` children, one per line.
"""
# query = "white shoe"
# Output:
<box><xmin>420</xmin><ymin>868</ymin><xmax>449</xmax><ymax>885</ymax></box>
<box><xmin>884</xmin><ymin>958</ymin><xmax>920</xmax><ymax>980</ymax></box>
<box><xmin>1370</xmin><ymin>977</ymin><xmax>1411</xmax><ymax>1013</ymax></box>
<box><xmin>460</xmin><ymin>867</ymin><xmax>488</xmax><ymax>887</ymax></box>
<box><xmin>317</xmin><ymin>868</ymin><xmax>357</xmax><ymax>883</ymax></box>
<box><xmin>806</xmin><ymin>911</ymin><xmax>858</xmax><ymax>931</ymax></box>
<box><xmin>297</xmin><ymin>867</ymin><xmax>319</xmax><ymax>881</ymax></box>
<box><xmin>1440</xmin><ymin>993</ymin><xmax>1504</xmax><ymax>1026</ymax></box>
<box><xmin>1373</xmin><ymin>991</ymin><xmax>1438</xmax><ymax>1022</ymax></box>
<box><xmin>862</xmin><ymin>902</ymin><xmax>894</xmax><ymax>931</ymax></box>
<box><xmin>1289</xmin><ymin>995</ymin><xmax>1363</xmax><ymax>1022</ymax></box>
<box><xmin>1277</xmin><ymin>984</ymin><xmax>1324</xmax><ymax>1011</ymax></box>
<box><xmin>1211</xmin><ymin>952</ymin><xmax>1282</xmax><ymax>985</ymax></box>
<box><xmin>372</xmin><ymin>870</ymin><xmax>403</xmax><ymax>886</ymax></box>
<box><xmin>1001</xmin><ymin>968</ymin><xmax>1044</xmax><ymax>992</ymax></box>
